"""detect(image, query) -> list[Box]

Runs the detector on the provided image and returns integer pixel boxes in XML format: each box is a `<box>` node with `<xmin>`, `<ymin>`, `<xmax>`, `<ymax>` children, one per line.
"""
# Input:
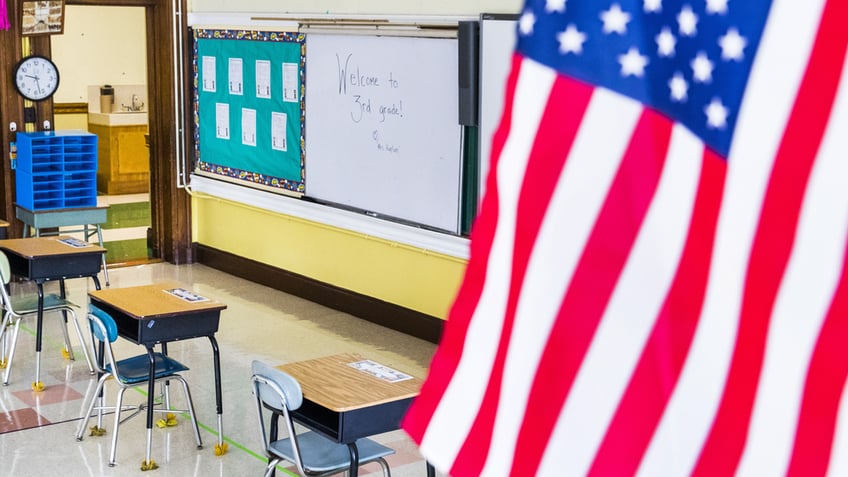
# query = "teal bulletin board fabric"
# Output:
<box><xmin>193</xmin><ymin>30</ymin><xmax>305</xmax><ymax>193</ymax></box>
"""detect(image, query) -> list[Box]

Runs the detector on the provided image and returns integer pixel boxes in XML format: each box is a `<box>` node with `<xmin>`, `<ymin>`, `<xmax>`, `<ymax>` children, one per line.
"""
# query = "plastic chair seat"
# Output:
<box><xmin>107</xmin><ymin>352</ymin><xmax>189</xmax><ymax>385</ymax></box>
<box><xmin>269</xmin><ymin>432</ymin><xmax>394</xmax><ymax>474</ymax></box>
<box><xmin>10</xmin><ymin>294</ymin><xmax>77</xmax><ymax>314</ymax></box>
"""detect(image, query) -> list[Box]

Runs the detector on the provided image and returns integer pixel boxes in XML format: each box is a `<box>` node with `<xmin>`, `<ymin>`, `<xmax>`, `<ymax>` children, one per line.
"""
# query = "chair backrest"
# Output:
<box><xmin>87</xmin><ymin>304</ymin><xmax>121</xmax><ymax>376</ymax></box>
<box><xmin>251</xmin><ymin>360</ymin><xmax>309</xmax><ymax>474</ymax></box>
<box><xmin>252</xmin><ymin>360</ymin><xmax>303</xmax><ymax>411</ymax></box>
<box><xmin>88</xmin><ymin>304</ymin><xmax>119</xmax><ymax>343</ymax></box>
<box><xmin>0</xmin><ymin>251</ymin><xmax>10</xmax><ymax>287</ymax></box>
<box><xmin>0</xmin><ymin>252</ymin><xmax>15</xmax><ymax>315</ymax></box>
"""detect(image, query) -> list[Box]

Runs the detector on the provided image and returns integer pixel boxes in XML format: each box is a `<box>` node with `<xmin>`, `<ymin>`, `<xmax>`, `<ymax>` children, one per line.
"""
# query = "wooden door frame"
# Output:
<box><xmin>0</xmin><ymin>0</ymin><xmax>193</xmax><ymax>264</ymax></box>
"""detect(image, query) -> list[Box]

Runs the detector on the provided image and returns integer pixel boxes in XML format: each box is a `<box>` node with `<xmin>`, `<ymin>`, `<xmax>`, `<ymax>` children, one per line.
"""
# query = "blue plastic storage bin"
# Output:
<box><xmin>16</xmin><ymin>131</ymin><xmax>98</xmax><ymax>210</ymax></box>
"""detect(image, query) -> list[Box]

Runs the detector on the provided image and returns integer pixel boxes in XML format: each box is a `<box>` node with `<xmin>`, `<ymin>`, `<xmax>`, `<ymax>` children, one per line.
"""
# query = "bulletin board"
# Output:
<box><xmin>193</xmin><ymin>29</ymin><xmax>306</xmax><ymax>193</ymax></box>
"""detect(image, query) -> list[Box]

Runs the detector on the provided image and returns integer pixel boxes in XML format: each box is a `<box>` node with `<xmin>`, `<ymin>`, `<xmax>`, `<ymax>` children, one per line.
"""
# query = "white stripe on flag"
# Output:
<box><xmin>479</xmin><ymin>87</ymin><xmax>643</xmax><ymax>477</ymax></box>
<box><xmin>419</xmin><ymin>59</ymin><xmax>556</xmax><ymax>469</ymax></box>
<box><xmin>736</xmin><ymin>44</ymin><xmax>848</xmax><ymax>476</ymax></box>
<box><xmin>637</xmin><ymin>0</ymin><xmax>827</xmax><ymax>474</ymax></box>
<box><xmin>828</xmin><ymin>377</ymin><xmax>848</xmax><ymax>476</ymax></box>
<box><xmin>539</xmin><ymin>124</ymin><xmax>705</xmax><ymax>476</ymax></box>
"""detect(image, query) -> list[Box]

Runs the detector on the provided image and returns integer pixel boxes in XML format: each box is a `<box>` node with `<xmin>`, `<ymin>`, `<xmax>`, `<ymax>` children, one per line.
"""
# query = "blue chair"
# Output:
<box><xmin>75</xmin><ymin>304</ymin><xmax>202</xmax><ymax>468</ymax></box>
<box><xmin>251</xmin><ymin>360</ymin><xmax>394</xmax><ymax>477</ymax></box>
<box><xmin>0</xmin><ymin>250</ymin><xmax>93</xmax><ymax>390</ymax></box>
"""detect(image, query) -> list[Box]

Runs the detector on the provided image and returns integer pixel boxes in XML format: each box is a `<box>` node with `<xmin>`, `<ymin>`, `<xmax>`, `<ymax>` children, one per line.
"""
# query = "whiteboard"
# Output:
<box><xmin>304</xmin><ymin>34</ymin><xmax>463</xmax><ymax>233</ymax></box>
<box><xmin>478</xmin><ymin>14</ymin><xmax>518</xmax><ymax>202</ymax></box>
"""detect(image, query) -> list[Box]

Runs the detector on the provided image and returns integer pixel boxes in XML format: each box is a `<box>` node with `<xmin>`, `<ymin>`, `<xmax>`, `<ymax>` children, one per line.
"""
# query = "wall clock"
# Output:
<box><xmin>14</xmin><ymin>55</ymin><xmax>60</xmax><ymax>101</ymax></box>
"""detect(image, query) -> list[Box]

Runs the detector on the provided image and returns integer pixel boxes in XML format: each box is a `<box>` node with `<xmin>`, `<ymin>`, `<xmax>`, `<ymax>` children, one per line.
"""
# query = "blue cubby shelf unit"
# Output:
<box><xmin>16</xmin><ymin>130</ymin><xmax>98</xmax><ymax>210</ymax></box>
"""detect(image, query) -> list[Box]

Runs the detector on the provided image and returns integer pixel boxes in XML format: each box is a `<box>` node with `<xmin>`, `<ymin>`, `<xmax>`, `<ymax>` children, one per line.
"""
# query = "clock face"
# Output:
<box><xmin>14</xmin><ymin>55</ymin><xmax>60</xmax><ymax>102</ymax></box>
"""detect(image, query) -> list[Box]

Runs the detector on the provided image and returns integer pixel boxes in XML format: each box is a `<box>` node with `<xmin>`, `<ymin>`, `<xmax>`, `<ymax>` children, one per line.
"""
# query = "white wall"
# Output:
<box><xmin>187</xmin><ymin>0</ymin><xmax>522</xmax><ymax>16</ymax></box>
<box><xmin>50</xmin><ymin>6</ymin><xmax>147</xmax><ymax>104</ymax></box>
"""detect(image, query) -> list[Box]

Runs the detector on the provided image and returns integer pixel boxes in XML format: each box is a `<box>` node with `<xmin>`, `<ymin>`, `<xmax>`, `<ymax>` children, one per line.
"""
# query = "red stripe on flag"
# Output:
<box><xmin>786</xmin><ymin>241</ymin><xmax>848</xmax><ymax>477</ymax></box>
<box><xmin>450</xmin><ymin>73</ymin><xmax>594</xmax><ymax>477</ymax></box>
<box><xmin>587</xmin><ymin>149</ymin><xmax>726</xmax><ymax>476</ymax></box>
<box><xmin>508</xmin><ymin>108</ymin><xmax>674</xmax><ymax>476</ymax></box>
<box><xmin>693</xmin><ymin>0</ymin><xmax>848</xmax><ymax>473</ymax></box>
<box><xmin>402</xmin><ymin>54</ymin><xmax>523</xmax><ymax>443</ymax></box>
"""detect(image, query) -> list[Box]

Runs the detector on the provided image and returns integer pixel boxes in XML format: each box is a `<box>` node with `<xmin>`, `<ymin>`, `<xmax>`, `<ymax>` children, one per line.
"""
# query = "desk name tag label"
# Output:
<box><xmin>163</xmin><ymin>288</ymin><xmax>209</xmax><ymax>302</ymax></box>
<box><xmin>348</xmin><ymin>359</ymin><xmax>413</xmax><ymax>383</ymax></box>
<box><xmin>58</xmin><ymin>237</ymin><xmax>90</xmax><ymax>248</ymax></box>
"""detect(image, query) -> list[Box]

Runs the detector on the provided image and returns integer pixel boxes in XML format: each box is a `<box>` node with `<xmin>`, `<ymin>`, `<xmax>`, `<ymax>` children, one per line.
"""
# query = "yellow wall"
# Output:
<box><xmin>192</xmin><ymin>194</ymin><xmax>467</xmax><ymax>319</ymax></box>
<box><xmin>54</xmin><ymin>113</ymin><xmax>87</xmax><ymax>131</ymax></box>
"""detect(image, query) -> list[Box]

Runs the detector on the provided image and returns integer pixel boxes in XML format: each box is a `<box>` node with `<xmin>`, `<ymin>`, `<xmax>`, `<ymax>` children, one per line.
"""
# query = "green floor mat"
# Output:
<box><xmin>103</xmin><ymin>202</ymin><xmax>150</xmax><ymax>229</ymax></box>
<box><xmin>104</xmin><ymin>238</ymin><xmax>148</xmax><ymax>263</ymax></box>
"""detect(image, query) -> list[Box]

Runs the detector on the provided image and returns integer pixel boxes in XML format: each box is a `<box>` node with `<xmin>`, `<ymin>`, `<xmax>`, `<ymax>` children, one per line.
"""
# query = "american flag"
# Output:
<box><xmin>403</xmin><ymin>0</ymin><xmax>848</xmax><ymax>475</ymax></box>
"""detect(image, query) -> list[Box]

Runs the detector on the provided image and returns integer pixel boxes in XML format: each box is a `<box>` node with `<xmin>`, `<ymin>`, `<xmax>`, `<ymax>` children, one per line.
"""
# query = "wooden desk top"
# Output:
<box><xmin>0</xmin><ymin>236</ymin><xmax>106</xmax><ymax>258</ymax></box>
<box><xmin>277</xmin><ymin>353</ymin><xmax>423</xmax><ymax>412</ymax></box>
<box><xmin>89</xmin><ymin>280</ymin><xmax>227</xmax><ymax>320</ymax></box>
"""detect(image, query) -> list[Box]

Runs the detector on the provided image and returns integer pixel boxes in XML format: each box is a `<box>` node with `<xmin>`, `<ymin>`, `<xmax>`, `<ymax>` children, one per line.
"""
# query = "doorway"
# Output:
<box><xmin>51</xmin><ymin>5</ymin><xmax>152</xmax><ymax>265</ymax></box>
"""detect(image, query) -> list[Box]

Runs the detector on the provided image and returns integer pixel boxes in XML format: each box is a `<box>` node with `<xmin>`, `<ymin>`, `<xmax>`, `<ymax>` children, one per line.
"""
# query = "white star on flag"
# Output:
<box><xmin>691</xmin><ymin>51</ymin><xmax>714</xmax><ymax>83</ymax></box>
<box><xmin>656</xmin><ymin>27</ymin><xmax>677</xmax><ymax>57</ymax></box>
<box><xmin>601</xmin><ymin>4</ymin><xmax>631</xmax><ymax>35</ymax></box>
<box><xmin>719</xmin><ymin>28</ymin><xmax>748</xmax><ymax>61</ymax></box>
<box><xmin>619</xmin><ymin>47</ymin><xmax>649</xmax><ymax>77</ymax></box>
<box><xmin>546</xmin><ymin>0</ymin><xmax>567</xmax><ymax>13</ymax></box>
<box><xmin>558</xmin><ymin>24</ymin><xmax>587</xmax><ymax>54</ymax></box>
<box><xmin>677</xmin><ymin>5</ymin><xmax>698</xmax><ymax>36</ymax></box>
<box><xmin>704</xmin><ymin>97</ymin><xmax>729</xmax><ymax>128</ymax></box>
<box><xmin>669</xmin><ymin>72</ymin><xmax>688</xmax><ymax>101</ymax></box>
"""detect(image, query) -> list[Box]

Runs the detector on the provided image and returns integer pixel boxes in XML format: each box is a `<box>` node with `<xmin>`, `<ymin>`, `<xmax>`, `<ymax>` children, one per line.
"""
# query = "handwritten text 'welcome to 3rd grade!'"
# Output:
<box><xmin>336</xmin><ymin>53</ymin><xmax>406</xmax><ymax>154</ymax></box>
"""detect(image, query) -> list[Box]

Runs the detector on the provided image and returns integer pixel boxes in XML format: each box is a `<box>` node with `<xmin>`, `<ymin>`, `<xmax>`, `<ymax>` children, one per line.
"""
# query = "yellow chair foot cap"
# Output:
<box><xmin>89</xmin><ymin>426</ymin><xmax>106</xmax><ymax>437</ymax></box>
<box><xmin>140</xmin><ymin>460</ymin><xmax>158</xmax><ymax>471</ymax></box>
<box><xmin>31</xmin><ymin>381</ymin><xmax>44</xmax><ymax>392</ymax></box>
<box><xmin>62</xmin><ymin>349</ymin><xmax>71</xmax><ymax>359</ymax></box>
<box><xmin>0</xmin><ymin>359</ymin><xmax>7</xmax><ymax>369</ymax></box>
<box><xmin>214</xmin><ymin>442</ymin><xmax>228</xmax><ymax>456</ymax></box>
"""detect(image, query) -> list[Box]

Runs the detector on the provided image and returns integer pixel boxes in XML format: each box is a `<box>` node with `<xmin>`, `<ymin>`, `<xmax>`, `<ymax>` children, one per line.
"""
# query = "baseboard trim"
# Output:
<box><xmin>194</xmin><ymin>244</ymin><xmax>444</xmax><ymax>344</ymax></box>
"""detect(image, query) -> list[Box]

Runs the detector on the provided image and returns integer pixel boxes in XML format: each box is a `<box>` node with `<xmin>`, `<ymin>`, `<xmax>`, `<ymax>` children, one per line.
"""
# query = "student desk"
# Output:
<box><xmin>16</xmin><ymin>204</ymin><xmax>110</xmax><ymax>285</ymax></box>
<box><xmin>277</xmin><ymin>353</ymin><xmax>431</xmax><ymax>477</ymax></box>
<box><xmin>88</xmin><ymin>281</ymin><xmax>228</xmax><ymax>463</ymax></box>
<box><xmin>0</xmin><ymin>236</ymin><xmax>105</xmax><ymax>389</ymax></box>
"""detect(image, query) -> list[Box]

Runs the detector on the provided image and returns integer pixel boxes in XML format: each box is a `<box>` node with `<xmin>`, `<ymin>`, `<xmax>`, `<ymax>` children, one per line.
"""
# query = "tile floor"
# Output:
<box><xmin>0</xmin><ymin>261</ymin><xmax>442</xmax><ymax>476</ymax></box>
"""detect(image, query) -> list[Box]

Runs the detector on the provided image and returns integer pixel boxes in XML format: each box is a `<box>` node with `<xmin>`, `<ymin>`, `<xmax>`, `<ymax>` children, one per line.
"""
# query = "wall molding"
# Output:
<box><xmin>191</xmin><ymin>174</ymin><xmax>470</xmax><ymax>259</ymax></box>
<box><xmin>195</xmin><ymin>243</ymin><xmax>445</xmax><ymax>344</ymax></box>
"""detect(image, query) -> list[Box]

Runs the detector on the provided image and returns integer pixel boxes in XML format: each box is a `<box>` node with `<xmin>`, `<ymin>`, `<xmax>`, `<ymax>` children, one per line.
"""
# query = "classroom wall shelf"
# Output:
<box><xmin>15</xmin><ymin>131</ymin><xmax>99</xmax><ymax>210</ymax></box>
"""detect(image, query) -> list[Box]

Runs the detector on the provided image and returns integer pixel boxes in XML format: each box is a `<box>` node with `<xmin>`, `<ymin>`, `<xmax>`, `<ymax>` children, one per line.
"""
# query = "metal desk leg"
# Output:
<box><xmin>347</xmin><ymin>443</ymin><xmax>360</xmax><ymax>477</ymax></box>
<box><xmin>210</xmin><ymin>335</ymin><xmax>227</xmax><ymax>455</ymax></box>
<box><xmin>95</xmin><ymin>224</ymin><xmax>109</xmax><ymax>286</ymax></box>
<box><xmin>33</xmin><ymin>283</ymin><xmax>44</xmax><ymax>392</ymax></box>
<box><xmin>142</xmin><ymin>346</ymin><xmax>157</xmax><ymax>470</ymax></box>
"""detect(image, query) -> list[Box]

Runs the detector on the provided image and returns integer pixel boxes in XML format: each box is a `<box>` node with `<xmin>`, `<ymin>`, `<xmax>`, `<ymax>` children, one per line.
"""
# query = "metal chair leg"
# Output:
<box><xmin>76</xmin><ymin>374</ymin><xmax>109</xmax><ymax>441</ymax></box>
<box><xmin>175</xmin><ymin>376</ymin><xmax>203</xmax><ymax>448</ymax></box>
<box><xmin>3</xmin><ymin>317</ymin><xmax>22</xmax><ymax>385</ymax></box>
<box><xmin>59</xmin><ymin>309</ymin><xmax>75</xmax><ymax>361</ymax></box>
<box><xmin>109</xmin><ymin>387</ymin><xmax>128</xmax><ymax>466</ymax></box>
<box><xmin>69</xmin><ymin>311</ymin><xmax>94</xmax><ymax>374</ymax></box>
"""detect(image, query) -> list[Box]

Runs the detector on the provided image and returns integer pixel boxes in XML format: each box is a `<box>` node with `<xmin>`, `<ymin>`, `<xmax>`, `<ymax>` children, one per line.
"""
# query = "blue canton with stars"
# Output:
<box><xmin>516</xmin><ymin>0</ymin><xmax>773</xmax><ymax>157</ymax></box>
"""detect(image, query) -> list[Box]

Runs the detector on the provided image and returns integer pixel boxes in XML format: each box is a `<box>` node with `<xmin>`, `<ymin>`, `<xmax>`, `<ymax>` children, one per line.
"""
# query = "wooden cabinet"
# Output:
<box><xmin>88</xmin><ymin>122</ymin><xmax>149</xmax><ymax>195</ymax></box>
